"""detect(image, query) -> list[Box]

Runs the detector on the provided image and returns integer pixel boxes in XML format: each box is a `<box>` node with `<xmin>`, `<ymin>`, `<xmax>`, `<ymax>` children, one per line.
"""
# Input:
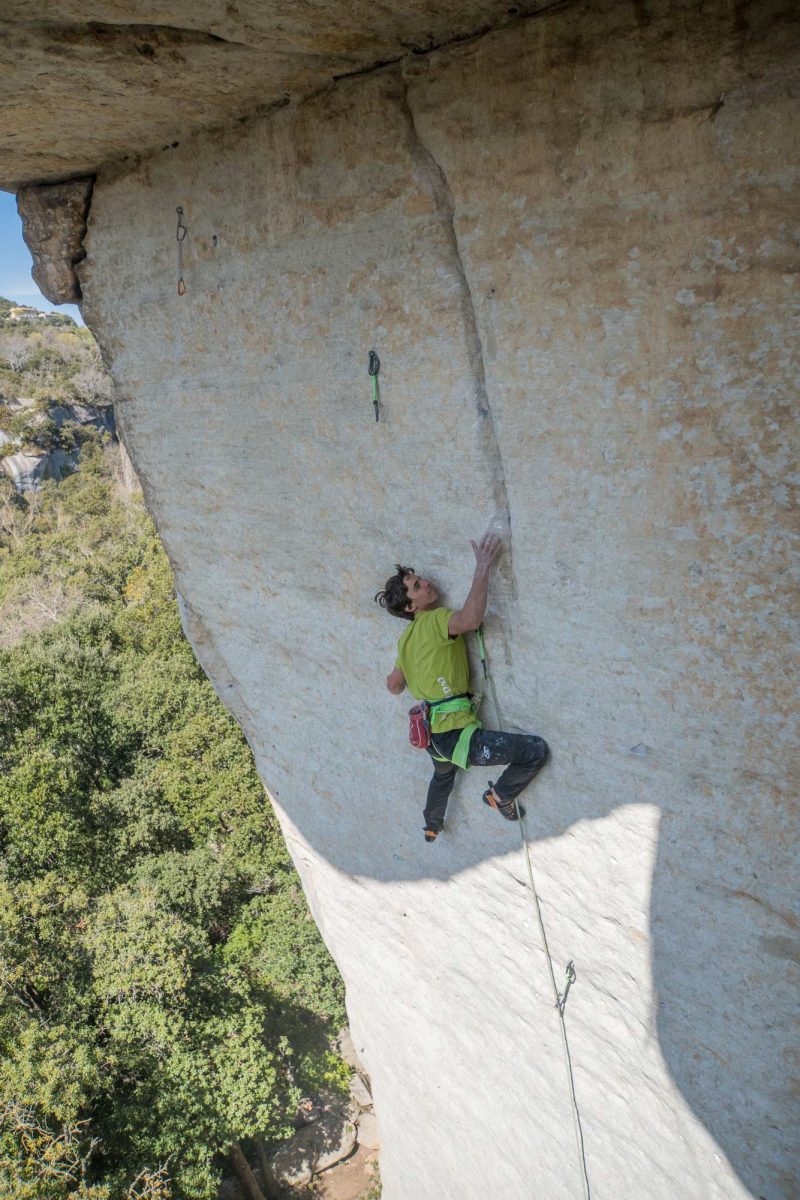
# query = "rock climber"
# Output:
<box><xmin>375</xmin><ymin>531</ymin><xmax>549</xmax><ymax>842</ymax></box>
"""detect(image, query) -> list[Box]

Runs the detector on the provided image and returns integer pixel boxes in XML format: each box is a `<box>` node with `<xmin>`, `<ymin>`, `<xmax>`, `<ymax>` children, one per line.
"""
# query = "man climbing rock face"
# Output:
<box><xmin>375</xmin><ymin>532</ymin><xmax>549</xmax><ymax>842</ymax></box>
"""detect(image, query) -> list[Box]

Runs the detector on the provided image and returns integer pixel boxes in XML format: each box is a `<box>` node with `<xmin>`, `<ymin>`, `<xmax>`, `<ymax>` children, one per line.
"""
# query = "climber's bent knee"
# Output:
<box><xmin>528</xmin><ymin>735</ymin><xmax>549</xmax><ymax>766</ymax></box>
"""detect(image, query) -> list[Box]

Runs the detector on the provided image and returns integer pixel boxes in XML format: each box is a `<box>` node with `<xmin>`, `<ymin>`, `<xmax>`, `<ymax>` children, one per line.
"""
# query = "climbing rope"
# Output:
<box><xmin>477</xmin><ymin>626</ymin><xmax>592</xmax><ymax>1200</ymax></box>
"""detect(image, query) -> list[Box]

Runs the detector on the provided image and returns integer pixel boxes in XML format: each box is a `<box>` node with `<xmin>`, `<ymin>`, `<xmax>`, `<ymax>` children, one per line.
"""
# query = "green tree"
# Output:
<box><xmin>0</xmin><ymin>438</ymin><xmax>344</xmax><ymax>1198</ymax></box>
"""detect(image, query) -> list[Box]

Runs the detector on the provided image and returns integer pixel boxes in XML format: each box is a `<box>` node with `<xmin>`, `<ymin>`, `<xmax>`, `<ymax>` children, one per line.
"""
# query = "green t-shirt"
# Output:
<box><xmin>396</xmin><ymin>608</ymin><xmax>475</xmax><ymax>733</ymax></box>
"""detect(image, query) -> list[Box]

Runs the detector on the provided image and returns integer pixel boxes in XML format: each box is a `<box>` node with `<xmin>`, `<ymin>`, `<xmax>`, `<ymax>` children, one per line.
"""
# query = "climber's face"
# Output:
<box><xmin>402</xmin><ymin>572</ymin><xmax>439</xmax><ymax>615</ymax></box>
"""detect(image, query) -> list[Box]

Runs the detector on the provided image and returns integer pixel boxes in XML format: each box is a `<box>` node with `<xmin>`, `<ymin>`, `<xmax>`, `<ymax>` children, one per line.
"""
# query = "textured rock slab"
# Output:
<box><xmin>16</xmin><ymin>178</ymin><xmax>93</xmax><ymax>303</ymax></box>
<box><xmin>399</xmin><ymin>6</ymin><xmax>799</xmax><ymax>1194</ymax></box>
<box><xmin>349</xmin><ymin>1073</ymin><xmax>372</xmax><ymax>1110</ymax></box>
<box><xmin>355</xmin><ymin>1110</ymin><xmax>379</xmax><ymax>1151</ymax></box>
<box><xmin>0</xmin><ymin>450</ymin><xmax>48</xmax><ymax>491</ymax></box>
<box><xmin>0</xmin><ymin>398</ymin><xmax>114</xmax><ymax>490</ymax></box>
<box><xmin>0</xmin><ymin>1</ymin><xmax>556</xmax><ymax>188</ymax></box>
<box><xmin>76</xmin><ymin>3</ymin><xmax>798</xmax><ymax>1198</ymax></box>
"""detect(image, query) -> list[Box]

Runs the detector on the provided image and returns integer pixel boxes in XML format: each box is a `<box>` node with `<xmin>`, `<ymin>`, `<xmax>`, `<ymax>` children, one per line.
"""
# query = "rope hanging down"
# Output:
<box><xmin>476</xmin><ymin>625</ymin><xmax>592</xmax><ymax>1200</ymax></box>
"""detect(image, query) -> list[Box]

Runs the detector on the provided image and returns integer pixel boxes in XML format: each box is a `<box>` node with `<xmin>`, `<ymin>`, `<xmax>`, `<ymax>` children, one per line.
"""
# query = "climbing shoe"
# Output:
<box><xmin>423</xmin><ymin>828</ymin><xmax>440</xmax><ymax>843</ymax></box>
<box><xmin>482</xmin><ymin>782</ymin><xmax>524</xmax><ymax>822</ymax></box>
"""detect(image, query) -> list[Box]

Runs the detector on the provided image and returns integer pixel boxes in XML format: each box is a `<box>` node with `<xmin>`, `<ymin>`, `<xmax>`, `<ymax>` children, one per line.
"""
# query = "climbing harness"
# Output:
<box><xmin>368</xmin><ymin>349</ymin><xmax>380</xmax><ymax>421</ymax></box>
<box><xmin>176</xmin><ymin>206</ymin><xmax>188</xmax><ymax>295</ymax></box>
<box><xmin>408</xmin><ymin>694</ymin><xmax>479</xmax><ymax>771</ymax></box>
<box><xmin>428</xmin><ymin>694</ymin><xmax>480</xmax><ymax>771</ymax></box>
<box><xmin>477</xmin><ymin>625</ymin><xmax>592</xmax><ymax>1200</ymax></box>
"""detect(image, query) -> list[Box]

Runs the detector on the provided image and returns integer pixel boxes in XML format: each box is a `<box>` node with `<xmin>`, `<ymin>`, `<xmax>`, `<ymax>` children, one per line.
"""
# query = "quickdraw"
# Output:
<box><xmin>557</xmin><ymin>960</ymin><xmax>576</xmax><ymax>1016</ymax></box>
<box><xmin>368</xmin><ymin>349</ymin><xmax>380</xmax><ymax>422</ymax></box>
<box><xmin>176</xmin><ymin>206</ymin><xmax>188</xmax><ymax>296</ymax></box>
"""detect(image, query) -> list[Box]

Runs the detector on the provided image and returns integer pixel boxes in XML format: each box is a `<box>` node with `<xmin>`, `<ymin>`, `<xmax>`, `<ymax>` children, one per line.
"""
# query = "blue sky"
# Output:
<box><xmin>0</xmin><ymin>189</ymin><xmax>83</xmax><ymax>324</ymax></box>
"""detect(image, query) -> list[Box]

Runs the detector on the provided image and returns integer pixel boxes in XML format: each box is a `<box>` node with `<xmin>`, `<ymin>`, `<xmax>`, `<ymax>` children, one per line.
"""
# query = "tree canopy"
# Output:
<box><xmin>0</xmin><ymin>434</ymin><xmax>345</xmax><ymax>1199</ymax></box>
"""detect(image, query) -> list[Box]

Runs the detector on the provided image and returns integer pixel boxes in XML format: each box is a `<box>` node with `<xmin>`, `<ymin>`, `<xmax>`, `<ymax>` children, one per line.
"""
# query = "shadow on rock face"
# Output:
<box><xmin>649</xmin><ymin>810</ymin><xmax>797</xmax><ymax>1200</ymax></box>
<box><xmin>261</xmin><ymin>722</ymin><xmax>797</xmax><ymax>1200</ymax></box>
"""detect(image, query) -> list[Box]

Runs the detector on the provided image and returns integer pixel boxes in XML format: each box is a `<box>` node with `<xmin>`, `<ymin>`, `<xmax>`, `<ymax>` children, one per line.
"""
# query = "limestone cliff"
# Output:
<box><xmin>8</xmin><ymin>2</ymin><xmax>799</xmax><ymax>1197</ymax></box>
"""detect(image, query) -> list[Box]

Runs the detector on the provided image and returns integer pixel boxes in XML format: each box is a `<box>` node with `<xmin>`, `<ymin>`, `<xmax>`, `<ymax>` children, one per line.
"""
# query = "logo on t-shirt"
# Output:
<box><xmin>437</xmin><ymin>676</ymin><xmax>453</xmax><ymax>698</ymax></box>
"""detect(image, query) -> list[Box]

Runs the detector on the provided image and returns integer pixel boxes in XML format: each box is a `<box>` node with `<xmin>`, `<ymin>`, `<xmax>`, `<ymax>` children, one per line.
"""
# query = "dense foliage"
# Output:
<box><xmin>0</xmin><ymin>347</ymin><xmax>345</xmax><ymax>1199</ymax></box>
<box><xmin>0</xmin><ymin>298</ymin><xmax>111</xmax><ymax>462</ymax></box>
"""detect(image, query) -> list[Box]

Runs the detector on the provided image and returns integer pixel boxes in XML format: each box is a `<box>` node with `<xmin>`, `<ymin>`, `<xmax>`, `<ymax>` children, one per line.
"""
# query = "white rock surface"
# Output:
<box><xmin>356</xmin><ymin>1111</ymin><xmax>380</xmax><ymax>1152</ymax></box>
<box><xmin>71</xmin><ymin>4</ymin><xmax>797</xmax><ymax>1198</ymax></box>
<box><xmin>349</xmin><ymin>1073</ymin><xmax>372</xmax><ymax>1110</ymax></box>
<box><xmin>1</xmin><ymin>450</ymin><xmax>49</xmax><ymax>491</ymax></box>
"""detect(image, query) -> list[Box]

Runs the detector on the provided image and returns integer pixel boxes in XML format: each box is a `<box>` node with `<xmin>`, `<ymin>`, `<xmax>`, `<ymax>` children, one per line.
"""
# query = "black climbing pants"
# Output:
<box><xmin>423</xmin><ymin>728</ymin><xmax>549</xmax><ymax>834</ymax></box>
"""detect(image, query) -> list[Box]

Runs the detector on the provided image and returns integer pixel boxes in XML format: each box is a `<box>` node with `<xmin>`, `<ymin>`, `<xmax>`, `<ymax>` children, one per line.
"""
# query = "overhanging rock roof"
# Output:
<box><xmin>0</xmin><ymin>0</ymin><xmax>559</xmax><ymax>190</ymax></box>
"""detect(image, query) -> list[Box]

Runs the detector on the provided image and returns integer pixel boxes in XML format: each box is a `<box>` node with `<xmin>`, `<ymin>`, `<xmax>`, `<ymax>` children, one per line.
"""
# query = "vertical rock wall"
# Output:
<box><xmin>77</xmin><ymin>2</ymin><xmax>798</xmax><ymax>1197</ymax></box>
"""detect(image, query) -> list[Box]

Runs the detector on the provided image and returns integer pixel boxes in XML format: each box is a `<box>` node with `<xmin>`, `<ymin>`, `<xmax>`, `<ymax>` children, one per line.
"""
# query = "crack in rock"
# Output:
<box><xmin>396</xmin><ymin>69</ymin><xmax>516</xmax><ymax>633</ymax></box>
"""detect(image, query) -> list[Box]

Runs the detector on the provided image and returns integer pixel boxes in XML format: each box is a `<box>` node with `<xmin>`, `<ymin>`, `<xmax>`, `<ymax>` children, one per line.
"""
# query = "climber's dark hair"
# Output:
<box><xmin>374</xmin><ymin>564</ymin><xmax>415</xmax><ymax>621</ymax></box>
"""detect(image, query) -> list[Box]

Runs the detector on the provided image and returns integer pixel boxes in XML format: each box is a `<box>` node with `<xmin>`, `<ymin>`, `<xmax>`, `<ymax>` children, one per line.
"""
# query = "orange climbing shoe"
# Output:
<box><xmin>423</xmin><ymin>828</ymin><xmax>440</xmax><ymax>843</ymax></box>
<box><xmin>482</xmin><ymin>782</ymin><xmax>524</xmax><ymax>821</ymax></box>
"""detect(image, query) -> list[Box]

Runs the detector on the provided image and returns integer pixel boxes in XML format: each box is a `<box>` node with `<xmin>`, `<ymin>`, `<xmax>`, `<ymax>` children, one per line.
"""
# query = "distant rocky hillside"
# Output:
<box><xmin>0</xmin><ymin>296</ymin><xmax>115</xmax><ymax>490</ymax></box>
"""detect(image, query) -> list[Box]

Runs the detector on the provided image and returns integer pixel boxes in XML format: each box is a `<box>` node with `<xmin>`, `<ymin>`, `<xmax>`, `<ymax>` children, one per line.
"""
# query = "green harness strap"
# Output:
<box><xmin>429</xmin><ymin>697</ymin><xmax>481</xmax><ymax>771</ymax></box>
<box><xmin>429</xmin><ymin>696</ymin><xmax>473</xmax><ymax>722</ymax></box>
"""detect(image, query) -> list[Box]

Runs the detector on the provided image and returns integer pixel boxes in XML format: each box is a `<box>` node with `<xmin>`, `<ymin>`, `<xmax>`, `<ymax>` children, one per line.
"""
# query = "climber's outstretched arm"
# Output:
<box><xmin>448</xmin><ymin>531</ymin><xmax>502</xmax><ymax>636</ymax></box>
<box><xmin>386</xmin><ymin>666</ymin><xmax>406</xmax><ymax>694</ymax></box>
